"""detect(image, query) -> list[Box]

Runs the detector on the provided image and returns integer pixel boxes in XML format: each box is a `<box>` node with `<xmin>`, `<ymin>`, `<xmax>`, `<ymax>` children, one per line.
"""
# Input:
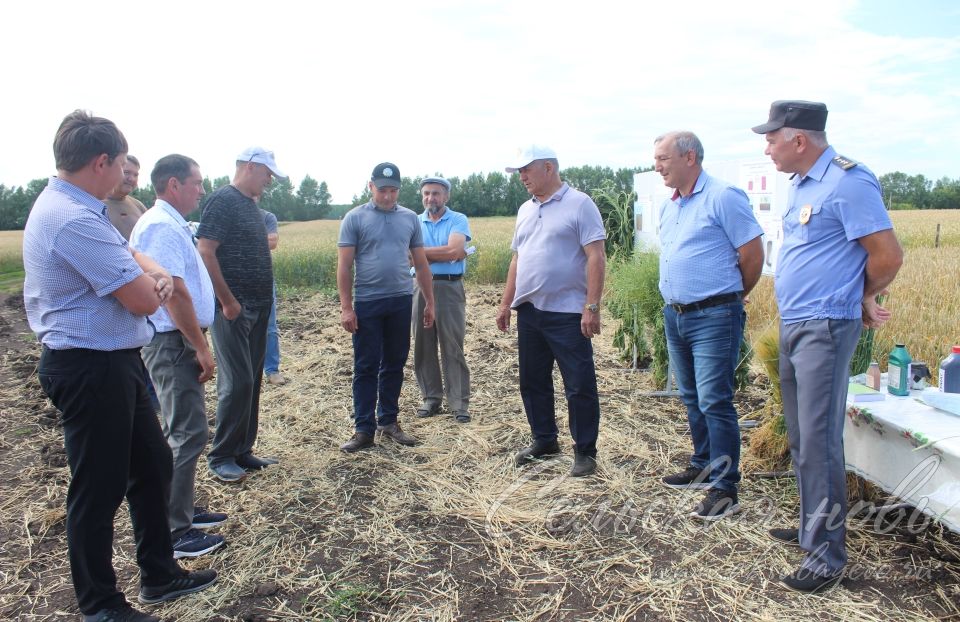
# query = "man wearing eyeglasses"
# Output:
<box><xmin>197</xmin><ymin>147</ymin><xmax>285</xmax><ymax>482</ymax></box>
<box><xmin>653</xmin><ymin>131</ymin><xmax>763</xmax><ymax>521</ymax></box>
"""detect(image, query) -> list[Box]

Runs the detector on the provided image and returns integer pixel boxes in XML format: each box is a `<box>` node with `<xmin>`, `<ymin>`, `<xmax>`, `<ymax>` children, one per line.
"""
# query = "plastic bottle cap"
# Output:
<box><xmin>953</xmin><ymin>345</ymin><xmax>960</xmax><ymax>354</ymax></box>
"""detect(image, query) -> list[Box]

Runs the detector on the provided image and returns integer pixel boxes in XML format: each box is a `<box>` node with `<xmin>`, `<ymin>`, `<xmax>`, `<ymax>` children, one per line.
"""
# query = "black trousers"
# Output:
<box><xmin>516</xmin><ymin>303</ymin><xmax>601</xmax><ymax>457</ymax></box>
<box><xmin>39</xmin><ymin>347</ymin><xmax>179</xmax><ymax>614</ymax></box>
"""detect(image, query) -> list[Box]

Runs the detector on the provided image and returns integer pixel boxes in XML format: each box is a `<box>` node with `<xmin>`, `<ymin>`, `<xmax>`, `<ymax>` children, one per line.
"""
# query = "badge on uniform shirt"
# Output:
<box><xmin>799</xmin><ymin>204</ymin><xmax>812</xmax><ymax>225</ymax></box>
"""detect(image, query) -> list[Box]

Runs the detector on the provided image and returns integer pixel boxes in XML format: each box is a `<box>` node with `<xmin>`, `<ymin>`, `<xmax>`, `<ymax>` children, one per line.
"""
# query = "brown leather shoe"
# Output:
<box><xmin>377</xmin><ymin>422</ymin><xmax>418</xmax><ymax>446</ymax></box>
<box><xmin>340</xmin><ymin>432</ymin><xmax>374</xmax><ymax>453</ymax></box>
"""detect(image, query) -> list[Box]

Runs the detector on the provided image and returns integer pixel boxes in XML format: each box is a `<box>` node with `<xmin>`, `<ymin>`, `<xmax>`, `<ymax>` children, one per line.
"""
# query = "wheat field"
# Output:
<box><xmin>1</xmin><ymin>211</ymin><xmax>957</xmax><ymax>374</ymax></box>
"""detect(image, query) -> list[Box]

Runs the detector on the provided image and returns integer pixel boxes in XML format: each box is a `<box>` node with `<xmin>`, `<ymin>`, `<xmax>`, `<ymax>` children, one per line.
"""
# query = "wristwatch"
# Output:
<box><xmin>584</xmin><ymin>303</ymin><xmax>599</xmax><ymax>313</ymax></box>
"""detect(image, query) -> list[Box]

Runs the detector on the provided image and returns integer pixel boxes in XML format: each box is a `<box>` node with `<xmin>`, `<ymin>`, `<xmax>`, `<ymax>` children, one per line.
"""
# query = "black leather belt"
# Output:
<box><xmin>670</xmin><ymin>292</ymin><xmax>741</xmax><ymax>314</ymax></box>
<box><xmin>433</xmin><ymin>274</ymin><xmax>463</xmax><ymax>281</ymax></box>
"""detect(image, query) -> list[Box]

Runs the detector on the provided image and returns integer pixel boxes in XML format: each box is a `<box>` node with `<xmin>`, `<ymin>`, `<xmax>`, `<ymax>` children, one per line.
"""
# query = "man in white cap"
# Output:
<box><xmin>197</xmin><ymin>147</ymin><xmax>285</xmax><ymax>482</ymax></box>
<box><xmin>496</xmin><ymin>145</ymin><xmax>606</xmax><ymax>477</ymax></box>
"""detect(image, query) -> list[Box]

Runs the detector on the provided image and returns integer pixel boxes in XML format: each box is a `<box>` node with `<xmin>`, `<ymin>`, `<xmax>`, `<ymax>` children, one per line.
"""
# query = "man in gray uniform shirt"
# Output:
<box><xmin>337</xmin><ymin>162</ymin><xmax>436</xmax><ymax>452</ymax></box>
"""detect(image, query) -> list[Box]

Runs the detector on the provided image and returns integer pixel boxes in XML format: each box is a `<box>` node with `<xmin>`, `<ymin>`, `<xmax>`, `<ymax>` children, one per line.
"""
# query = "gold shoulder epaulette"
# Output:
<box><xmin>832</xmin><ymin>155</ymin><xmax>858</xmax><ymax>170</ymax></box>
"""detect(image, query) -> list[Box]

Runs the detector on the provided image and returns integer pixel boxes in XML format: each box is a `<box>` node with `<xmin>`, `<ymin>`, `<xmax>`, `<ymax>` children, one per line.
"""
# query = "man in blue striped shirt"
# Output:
<box><xmin>23</xmin><ymin>111</ymin><xmax>216</xmax><ymax>622</ymax></box>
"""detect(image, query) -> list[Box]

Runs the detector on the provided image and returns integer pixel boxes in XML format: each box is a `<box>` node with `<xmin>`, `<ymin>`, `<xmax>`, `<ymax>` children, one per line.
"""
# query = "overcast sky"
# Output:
<box><xmin>2</xmin><ymin>0</ymin><xmax>958</xmax><ymax>203</ymax></box>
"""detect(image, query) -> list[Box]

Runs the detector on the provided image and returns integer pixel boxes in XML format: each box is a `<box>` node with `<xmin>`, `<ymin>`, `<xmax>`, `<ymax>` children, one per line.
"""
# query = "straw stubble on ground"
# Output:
<box><xmin>0</xmin><ymin>288</ymin><xmax>958</xmax><ymax>621</ymax></box>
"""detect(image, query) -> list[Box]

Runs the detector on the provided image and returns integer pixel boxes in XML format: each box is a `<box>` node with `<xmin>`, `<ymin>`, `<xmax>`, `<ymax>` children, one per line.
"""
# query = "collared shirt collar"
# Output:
<box><xmin>154</xmin><ymin>198</ymin><xmax>190</xmax><ymax>227</ymax></box>
<box><xmin>49</xmin><ymin>176</ymin><xmax>108</xmax><ymax>215</ymax></box>
<box><xmin>799</xmin><ymin>146</ymin><xmax>837</xmax><ymax>184</ymax></box>
<box><xmin>419</xmin><ymin>206</ymin><xmax>449</xmax><ymax>222</ymax></box>
<box><xmin>366</xmin><ymin>201</ymin><xmax>399</xmax><ymax>212</ymax></box>
<box><xmin>671</xmin><ymin>170</ymin><xmax>707</xmax><ymax>202</ymax></box>
<box><xmin>533</xmin><ymin>182</ymin><xmax>571</xmax><ymax>206</ymax></box>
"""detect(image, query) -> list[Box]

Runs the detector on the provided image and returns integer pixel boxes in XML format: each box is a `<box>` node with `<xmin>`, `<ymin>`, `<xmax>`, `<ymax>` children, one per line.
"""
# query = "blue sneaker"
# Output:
<box><xmin>172</xmin><ymin>528</ymin><xmax>225</xmax><ymax>559</ymax></box>
<box><xmin>192</xmin><ymin>506</ymin><xmax>228</xmax><ymax>529</ymax></box>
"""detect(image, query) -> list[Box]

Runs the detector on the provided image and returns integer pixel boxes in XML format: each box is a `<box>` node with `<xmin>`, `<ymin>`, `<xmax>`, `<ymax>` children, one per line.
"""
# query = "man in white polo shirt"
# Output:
<box><xmin>496</xmin><ymin>145</ymin><xmax>607</xmax><ymax>477</ymax></box>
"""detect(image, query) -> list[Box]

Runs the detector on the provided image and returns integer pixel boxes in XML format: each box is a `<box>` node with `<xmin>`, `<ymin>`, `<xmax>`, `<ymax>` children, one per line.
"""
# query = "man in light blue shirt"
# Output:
<box><xmin>132</xmin><ymin>154</ymin><xmax>226</xmax><ymax>563</ymax></box>
<box><xmin>754</xmin><ymin>100</ymin><xmax>903</xmax><ymax>593</ymax></box>
<box><xmin>412</xmin><ymin>176</ymin><xmax>473</xmax><ymax>423</ymax></box>
<box><xmin>23</xmin><ymin>111</ymin><xmax>216</xmax><ymax>621</ymax></box>
<box><xmin>655</xmin><ymin>131</ymin><xmax>764</xmax><ymax>521</ymax></box>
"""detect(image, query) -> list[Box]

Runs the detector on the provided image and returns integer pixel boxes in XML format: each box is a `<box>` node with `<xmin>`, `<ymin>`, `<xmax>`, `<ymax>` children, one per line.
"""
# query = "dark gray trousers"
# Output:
<box><xmin>780</xmin><ymin>318</ymin><xmax>862</xmax><ymax>577</ymax></box>
<box><xmin>209</xmin><ymin>305</ymin><xmax>269</xmax><ymax>467</ymax></box>
<box><xmin>142</xmin><ymin>330</ymin><xmax>208</xmax><ymax>539</ymax></box>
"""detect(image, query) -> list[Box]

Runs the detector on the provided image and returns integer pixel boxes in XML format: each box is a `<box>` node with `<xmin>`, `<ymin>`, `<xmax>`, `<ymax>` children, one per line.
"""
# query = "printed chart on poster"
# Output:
<box><xmin>633</xmin><ymin>159</ymin><xmax>791</xmax><ymax>276</ymax></box>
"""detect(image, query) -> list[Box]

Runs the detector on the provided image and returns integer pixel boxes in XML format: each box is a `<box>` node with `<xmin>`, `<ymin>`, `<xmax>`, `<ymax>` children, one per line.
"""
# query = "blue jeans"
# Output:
<box><xmin>663</xmin><ymin>300</ymin><xmax>745</xmax><ymax>491</ymax></box>
<box><xmin>516</xmin><ymin>303</ymin><xmax>600</xmax><ymax>457</ymax></box>
<box><xmin>352</xmin><ymin>295</ymin><xmax>413</xmax><ymax>435</ymax></box>
<box><xmin>264</xmin><ymin>283</ymin><xmax>280</xmax><ymax>375</ymax></box>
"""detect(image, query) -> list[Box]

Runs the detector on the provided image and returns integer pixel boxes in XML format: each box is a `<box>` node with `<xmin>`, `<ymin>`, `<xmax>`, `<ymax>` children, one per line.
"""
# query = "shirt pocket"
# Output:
<box><xmin>794</xmin><ymin>203</ymin><xmax>824</xmax><ymax>244</ymax></box>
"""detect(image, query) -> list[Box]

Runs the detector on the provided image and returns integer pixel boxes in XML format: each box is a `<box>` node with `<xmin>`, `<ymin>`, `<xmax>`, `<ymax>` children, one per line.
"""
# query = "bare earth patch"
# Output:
<box><xmin>0</xmin><ymin>287</ymin><xmax>958</xmax><ymax>621</ymax></box>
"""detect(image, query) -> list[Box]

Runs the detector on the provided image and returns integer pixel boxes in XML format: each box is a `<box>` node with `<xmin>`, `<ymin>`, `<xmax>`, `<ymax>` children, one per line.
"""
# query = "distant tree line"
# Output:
<box><xmin>0</xmin><ymin>173</ymin><xmax>333</xmax><ymax>230</ymax></box>
<box><xmin>133</xmin><ymin>175</ymin><xmax>333</xmax><ymax>223</ymax></box>
<box><xmin>348</xmin><ymin>165</ymin><xmax>646</xmax><ymax>216</ymax></box>
<box><xmin>2</xmin><ymin>167</ymin><xmax>958</xmax><ymax>230</ymax></box>
<box><xmin>877</xmin><ymin>172</ymin><xmax>960</xmax><ymax>210</ymax></box>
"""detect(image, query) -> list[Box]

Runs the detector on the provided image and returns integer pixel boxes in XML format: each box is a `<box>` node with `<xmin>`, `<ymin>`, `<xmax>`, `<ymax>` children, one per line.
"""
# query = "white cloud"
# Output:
<box><xmin>1</xmin><ymin>0</ymin><xmax>956</xmax><ymax>201</ymax></box>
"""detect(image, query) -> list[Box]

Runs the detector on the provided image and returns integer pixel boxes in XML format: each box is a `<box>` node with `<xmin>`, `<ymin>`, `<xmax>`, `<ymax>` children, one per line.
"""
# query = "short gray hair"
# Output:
<box><xmin>654</xmin><ymin>131</ymin><xmax>704</xmax><ymax>164</ymax></box>
<box><xmin>780</xmin><ymin>127</ymin><xmax>828</xmax><ymax>148</ymax></box>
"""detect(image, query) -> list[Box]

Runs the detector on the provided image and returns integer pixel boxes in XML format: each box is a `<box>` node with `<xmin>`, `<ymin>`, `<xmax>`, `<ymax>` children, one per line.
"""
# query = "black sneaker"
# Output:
<box><xmin>192</xmin><ymin>506</ymin><xmax>228</xmax><ymax>529</ymax></box>
<box><xmin>172</xmin><ymin>528</ymin><xmax>225</xmax><ymax>559</ymax></box>
<box><xmin>514</xmin><ymin>440</ymin><xmax>561</xmax><ymax>467</ymax></box>
<box><xmin>139</xmin><ymin>568</ymin><xmax>218</xmax><ymax>605</ymax></box>
<box><xmin>570</xmin><ymin>454</ymin><xmax>597</xmax><ymax>477</ymax></box>
<box><xmin>236</xmin><ymin>453</ymin><xmax>279</xmax><ymax>470</ymax></box>
<box><xmin>690</xmin><ymin>488</ymin><xmax>741</xmax><ymax>520</ymax></box>
<box><xmin>83</xmin><ymin>604</ymin><xmax>160</xmax><ymax>622</ymax></box>
<box><xmin>662</xmin><ymin>466</ymin><xmax>713</xmax><ymax>489</ymax></box>
<box><xmin>768</xmin><ymin>527</ymin><xmax>801</xmax><ymax>547</ymax></box>
<box><xmin>780</xmin><ymin>566</ymin><xmax>843</xmax><ymax>593</ymax></box>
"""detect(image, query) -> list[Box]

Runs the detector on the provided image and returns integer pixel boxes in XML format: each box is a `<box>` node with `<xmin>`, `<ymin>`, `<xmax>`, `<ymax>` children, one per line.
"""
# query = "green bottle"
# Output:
<box><xmin>887</xmin><ymin>343</ymin><xmax>912</xmax><ymax>396</ymax></box>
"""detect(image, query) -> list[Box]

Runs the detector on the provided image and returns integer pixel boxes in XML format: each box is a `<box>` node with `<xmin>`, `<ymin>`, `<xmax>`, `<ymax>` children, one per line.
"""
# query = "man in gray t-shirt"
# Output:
<box><xmin>336</xmin><ymin>162</ymin><xmax>435</xmax><ymax>453</ymax></box>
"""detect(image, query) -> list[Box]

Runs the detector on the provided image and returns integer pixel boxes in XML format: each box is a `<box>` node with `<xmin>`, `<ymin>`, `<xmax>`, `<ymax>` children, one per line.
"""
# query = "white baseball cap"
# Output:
<box><xmin>505</xmin><ymin>144</ymin><xmax>557</xmax><ymax>173</ymax></box>
<box><xmin>237</xmin><ymin>146</ymin><xmax>288</xmax><ymax>179</ymax></box>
